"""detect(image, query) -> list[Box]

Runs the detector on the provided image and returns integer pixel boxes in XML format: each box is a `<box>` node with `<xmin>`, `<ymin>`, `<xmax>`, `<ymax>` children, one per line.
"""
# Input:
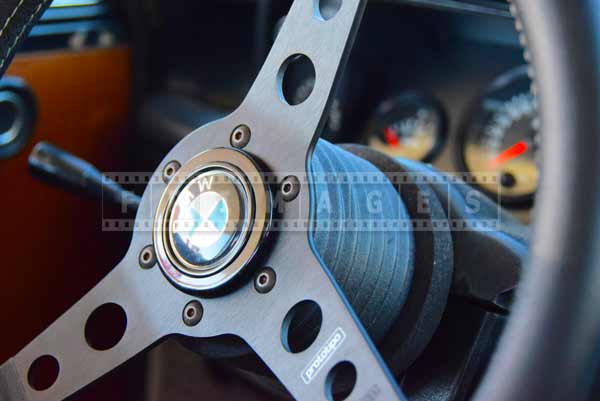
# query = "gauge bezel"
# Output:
<box><xmin>364</xmin><ymin>90</ymin><xmax>448</xmax><ymax>163</ymax></box>
<box><xmin>454</xmin><ymin>65</ymin><xmax>536</xmax><ymax>208</ymax></box>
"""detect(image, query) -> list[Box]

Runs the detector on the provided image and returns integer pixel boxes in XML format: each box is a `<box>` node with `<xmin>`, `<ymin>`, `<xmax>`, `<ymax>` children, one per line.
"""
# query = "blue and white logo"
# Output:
<box><xmin>169</xmin><ymin>171</ymin><xmax>245</xmax><ymax>267</ymax></box>
<box><xmin>185</xmin><ymin>191</ymin><xmax>229</xmax><ymax>247</ymax></box>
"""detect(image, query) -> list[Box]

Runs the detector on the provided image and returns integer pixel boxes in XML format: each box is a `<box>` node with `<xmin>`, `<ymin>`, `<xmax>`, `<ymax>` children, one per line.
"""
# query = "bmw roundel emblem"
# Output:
<box><xmin>167</xmin><ymin>168</ymin><xmax>248</xmax><ymax>271</ymax></box>
<box><xmin>154</xmin><ymin>149</ymin><xmax>271</xmax><ymax>292</ymax></box>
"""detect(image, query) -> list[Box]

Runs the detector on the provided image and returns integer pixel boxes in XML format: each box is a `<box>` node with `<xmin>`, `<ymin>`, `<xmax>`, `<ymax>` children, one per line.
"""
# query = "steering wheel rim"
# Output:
<box><xmin>475</xmin><ymin>1</ymin><xmax>600</xmax><ymax>400</ymax></box>
<box><xmin>0</xmin><ymin>1</ymin><xmax>599</xmax><ymax>401</ymax></box>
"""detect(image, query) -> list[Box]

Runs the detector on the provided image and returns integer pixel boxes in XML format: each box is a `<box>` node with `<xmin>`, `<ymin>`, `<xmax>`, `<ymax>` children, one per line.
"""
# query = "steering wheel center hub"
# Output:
<box><xmin>154</xmin><ymin>148</ymin><xmax>271</xmax><ymax>292</ymax></box>
<box><xmin>169</xmin><ymin>168</ymin><xmax>248</xmax><ymax>269</ymax></box>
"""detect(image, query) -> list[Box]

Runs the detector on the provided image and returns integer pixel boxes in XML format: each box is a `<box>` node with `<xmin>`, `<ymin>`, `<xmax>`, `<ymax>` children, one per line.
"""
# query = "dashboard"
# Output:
<box><xmin>137</xmin><ymin>0</ymin><xmax>535</xmax><ymax>222</ymax></box>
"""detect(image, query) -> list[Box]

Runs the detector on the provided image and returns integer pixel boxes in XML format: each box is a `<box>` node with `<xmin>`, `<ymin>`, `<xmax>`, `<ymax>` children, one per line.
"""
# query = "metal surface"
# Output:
<box><xmin>254</xmin><ymin>267</ymin><xmax>277</xmax><ymax>294</ymax></box>
<box><xmin>162</xmin><ymin>160</ymin><xmax>181</xmax><ymax>183</ymax></box>
<box><xmin>0</xmin><ymin>77</ymin><xmax>37</xmax><ymax>160</ymax></box>
<box><xmin>182</xmin><ymin>301</ymin><xmax>203</xmax><ymax>327</ymax></box>
<box><xmin>154</xmin><ymin>149</ymin><xmax>271</xmax><ymax>292</ymax></box>
<box><xmin>0</xmin><ymin>91</ymin><xmax>24</xmax><ymax>146</ymax></box>
<box><xmin>0</xmin><ymin>0</ymin><xmax>405</xmax><ymax>400</ymax></box>
<box><xmin>230</xmin><ymin>124</ymin><xmax>251</xmax><ymax>149</ymax></box>
<box><xmin>280</xmin><ymin>175</ymin><xmax>300</xmax><ymax>202</ymax></box>
<box><xmin>138</xmin><ymin>245</ymin><xmax>156</xmax><ymax>270</ymax></box>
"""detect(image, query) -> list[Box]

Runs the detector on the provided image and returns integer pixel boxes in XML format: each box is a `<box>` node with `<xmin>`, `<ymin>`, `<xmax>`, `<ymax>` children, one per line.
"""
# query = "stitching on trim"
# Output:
<box><xmin>0</xmin><ymin>0</ymin><xmax>52</xmax><ymax>70</ymax></box>
<box><xmin>0</xmin><ymin>0</ymin><xmax>27</xmax><ymax>39</ymax></box>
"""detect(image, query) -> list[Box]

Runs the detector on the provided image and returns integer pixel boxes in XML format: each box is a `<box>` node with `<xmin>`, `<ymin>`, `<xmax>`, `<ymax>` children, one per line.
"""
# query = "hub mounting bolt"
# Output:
<box><xmin>230</xmin><ymin>125</ymin><xmax>251</xmax><ymax>149</ymax></box>
<box><xmin>163</xmin><ymin>160</ymin><xmax>181</xmax><ymax>183</ymax></box>
<box><xmin>182</xmin><ymin>301</ymin><xmax>203</xmax><ymax>327</ymax></box>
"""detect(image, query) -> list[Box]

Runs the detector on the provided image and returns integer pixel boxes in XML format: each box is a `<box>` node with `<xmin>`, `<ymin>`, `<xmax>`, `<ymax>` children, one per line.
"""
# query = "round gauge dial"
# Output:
<box><xmin>458</xmin><ymin>66</ymin><xmax>539</xmax><ymax>205</ymax></box>
<box><xmin>367</xmin><ymin>92</ymin><xmax>446</xmax><ymax>162</ymax></box>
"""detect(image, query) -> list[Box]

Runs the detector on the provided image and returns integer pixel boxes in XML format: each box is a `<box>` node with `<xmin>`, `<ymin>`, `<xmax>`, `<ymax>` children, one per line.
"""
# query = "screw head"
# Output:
<box><xmin>182</xmin><ymin>300</ymin><xmax>203</xmax><ymax>326</ymax></box>
<box><xmin>230</xmin><ymin>125</ymin><xmax>251</xmax><ymax>149</ymax></box>
<box><xmin>280</xmin><ymin>176</ymin><xmax>300</xmax><ymax>201</ymax></box>
<box><xmin>139</xmin><ymin>245</ymin><xmax>156</xmax><ymax>269</ymax></box>
<box><xmin>163</xmin><ymin>160</ymin><xmax>181</xmax><ymax>183</ymax></box>
<box><xmin>254</xmin><ymin>267</ymin><xmax>276</xmax><ymax>293</ymax></box>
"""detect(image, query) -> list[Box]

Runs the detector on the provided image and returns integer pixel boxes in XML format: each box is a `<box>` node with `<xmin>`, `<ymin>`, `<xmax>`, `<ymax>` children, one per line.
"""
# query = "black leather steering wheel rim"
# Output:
<box><xmin>475</xmin><ymin>2</ymin><xmax>600</xmax><ymax>400</ymax></box>
<box><xmin>1</xmin><ymin>1</ymin><xmax>599</xmax><ymax>401</ymax></box>
<box><xmin>0</xmin><ymin>0</ymin><xmax>52</xmax><ymax>76</ymax></box>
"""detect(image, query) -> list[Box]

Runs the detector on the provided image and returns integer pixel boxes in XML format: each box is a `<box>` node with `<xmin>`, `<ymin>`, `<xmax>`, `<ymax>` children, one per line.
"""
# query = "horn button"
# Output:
<box><xmin>154</xmin><ymin>148</ymin><xmax>271</xmax><ymax>292</ymax></box>
<box><xmin>169</xmin><ymin>169</ymin><xmax>247</xmax><ymax>269</ymax></box>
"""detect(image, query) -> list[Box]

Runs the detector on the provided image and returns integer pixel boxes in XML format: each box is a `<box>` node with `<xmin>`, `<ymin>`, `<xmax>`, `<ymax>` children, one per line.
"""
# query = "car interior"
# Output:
<box><xmin>0</xmin><ymin>0</ymin><xmax>599</xmax><ymax>400</ymax></box>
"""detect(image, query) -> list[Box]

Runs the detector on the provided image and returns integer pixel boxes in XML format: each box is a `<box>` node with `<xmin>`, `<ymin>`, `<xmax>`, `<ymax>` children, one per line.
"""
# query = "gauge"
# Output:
<box><xmin>457</xmin><ymin>66</ymin><xmax>539</xmax><ymax>206</ymax></box>
<box><xmin>366</xmin><ymin>92</ymin><xmax>446</xmax><ymax>162</ymax></box>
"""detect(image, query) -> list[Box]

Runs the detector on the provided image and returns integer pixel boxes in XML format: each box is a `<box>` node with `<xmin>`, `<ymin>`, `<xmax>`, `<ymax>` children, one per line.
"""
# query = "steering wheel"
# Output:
<box><xmin>1</xmin><ymin>0</ymin><xmax>599</xmax><ymax>400</ymax></box>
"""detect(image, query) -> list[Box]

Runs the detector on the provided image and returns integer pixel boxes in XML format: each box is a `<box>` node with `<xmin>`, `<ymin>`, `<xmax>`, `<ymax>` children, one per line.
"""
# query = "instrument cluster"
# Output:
<box><xmin>361</xmin><ymin>65</ymin><xmax>538</xmax><ymax>212</ymax></box>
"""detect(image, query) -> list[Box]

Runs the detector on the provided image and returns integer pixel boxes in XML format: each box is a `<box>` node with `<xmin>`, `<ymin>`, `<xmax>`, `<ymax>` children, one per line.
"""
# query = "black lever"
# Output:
<box><xmin>28</xmin><ymin>141</ymin><xmax>141</xmax><ymax>212</ymax></box>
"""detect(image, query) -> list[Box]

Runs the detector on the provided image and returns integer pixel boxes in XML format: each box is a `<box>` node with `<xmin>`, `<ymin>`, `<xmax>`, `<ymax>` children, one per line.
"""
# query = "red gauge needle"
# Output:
<box><xmin>384</xmin><ymin>127</ymin><xmax>400</xmax><ymax>147</ymax></box>
<box><xmin>490</xmin><ymin>140</ymin><xmax>528</xmax><ymax>167</ymax></box>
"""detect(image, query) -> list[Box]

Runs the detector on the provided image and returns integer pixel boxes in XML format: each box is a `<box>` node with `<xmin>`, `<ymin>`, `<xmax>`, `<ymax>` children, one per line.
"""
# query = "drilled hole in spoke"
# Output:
<box><xmin>281</xmin><ymin>300</ymin><xmax>322</xmax><ymax>353</ymax></box>
<box><xmin>85</xmin><ymin>303</ymin><xmax>127</xmax><ymax>351</ymax></box>
<box><xmin>317</xmin><ymin>0</ymin><xmax>342</xmax><ymax>20</ymax></box>
<box><xmin>325</xmin><ymin>361</ymin><xmax>357</xmax><ymax>401</ymax></box>
<box><xmin>28</xmin><ymin>355</ymin><xmax>59</xmax><ymax>391</ymax></box>
<box><xmin>278</xmin><ymin>54</ymin><xmax>316</xmax><ymax>106</ymax></box>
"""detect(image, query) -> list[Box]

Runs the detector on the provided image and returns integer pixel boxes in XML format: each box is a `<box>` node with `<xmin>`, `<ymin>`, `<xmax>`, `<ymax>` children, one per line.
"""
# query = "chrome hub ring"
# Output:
<box><xmin>154</xmin><ymin>148</ymin><xmax>272</xmax><ymax>292</ymax></box>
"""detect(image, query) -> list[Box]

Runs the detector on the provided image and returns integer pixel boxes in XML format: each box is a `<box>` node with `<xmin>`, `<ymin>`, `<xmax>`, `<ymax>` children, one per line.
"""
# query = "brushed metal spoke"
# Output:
<box><xmin>0</xmin><ymin>213</ymin><xmax>208</xmax><ymax>401</ymax></box>
<box><xmin>238</xmin><ymin>234</ymin><xmax>406</xmax><ymax>401</ymax></box>
<box><xmin>233</xmin><ymin>0</ymin><xmax>367</xmax><ymax>173</ymax></box>
<box><xmin>178</xmin><ymin>0</ymin><xmax>403</xmax><ymax>399</ymax></box>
